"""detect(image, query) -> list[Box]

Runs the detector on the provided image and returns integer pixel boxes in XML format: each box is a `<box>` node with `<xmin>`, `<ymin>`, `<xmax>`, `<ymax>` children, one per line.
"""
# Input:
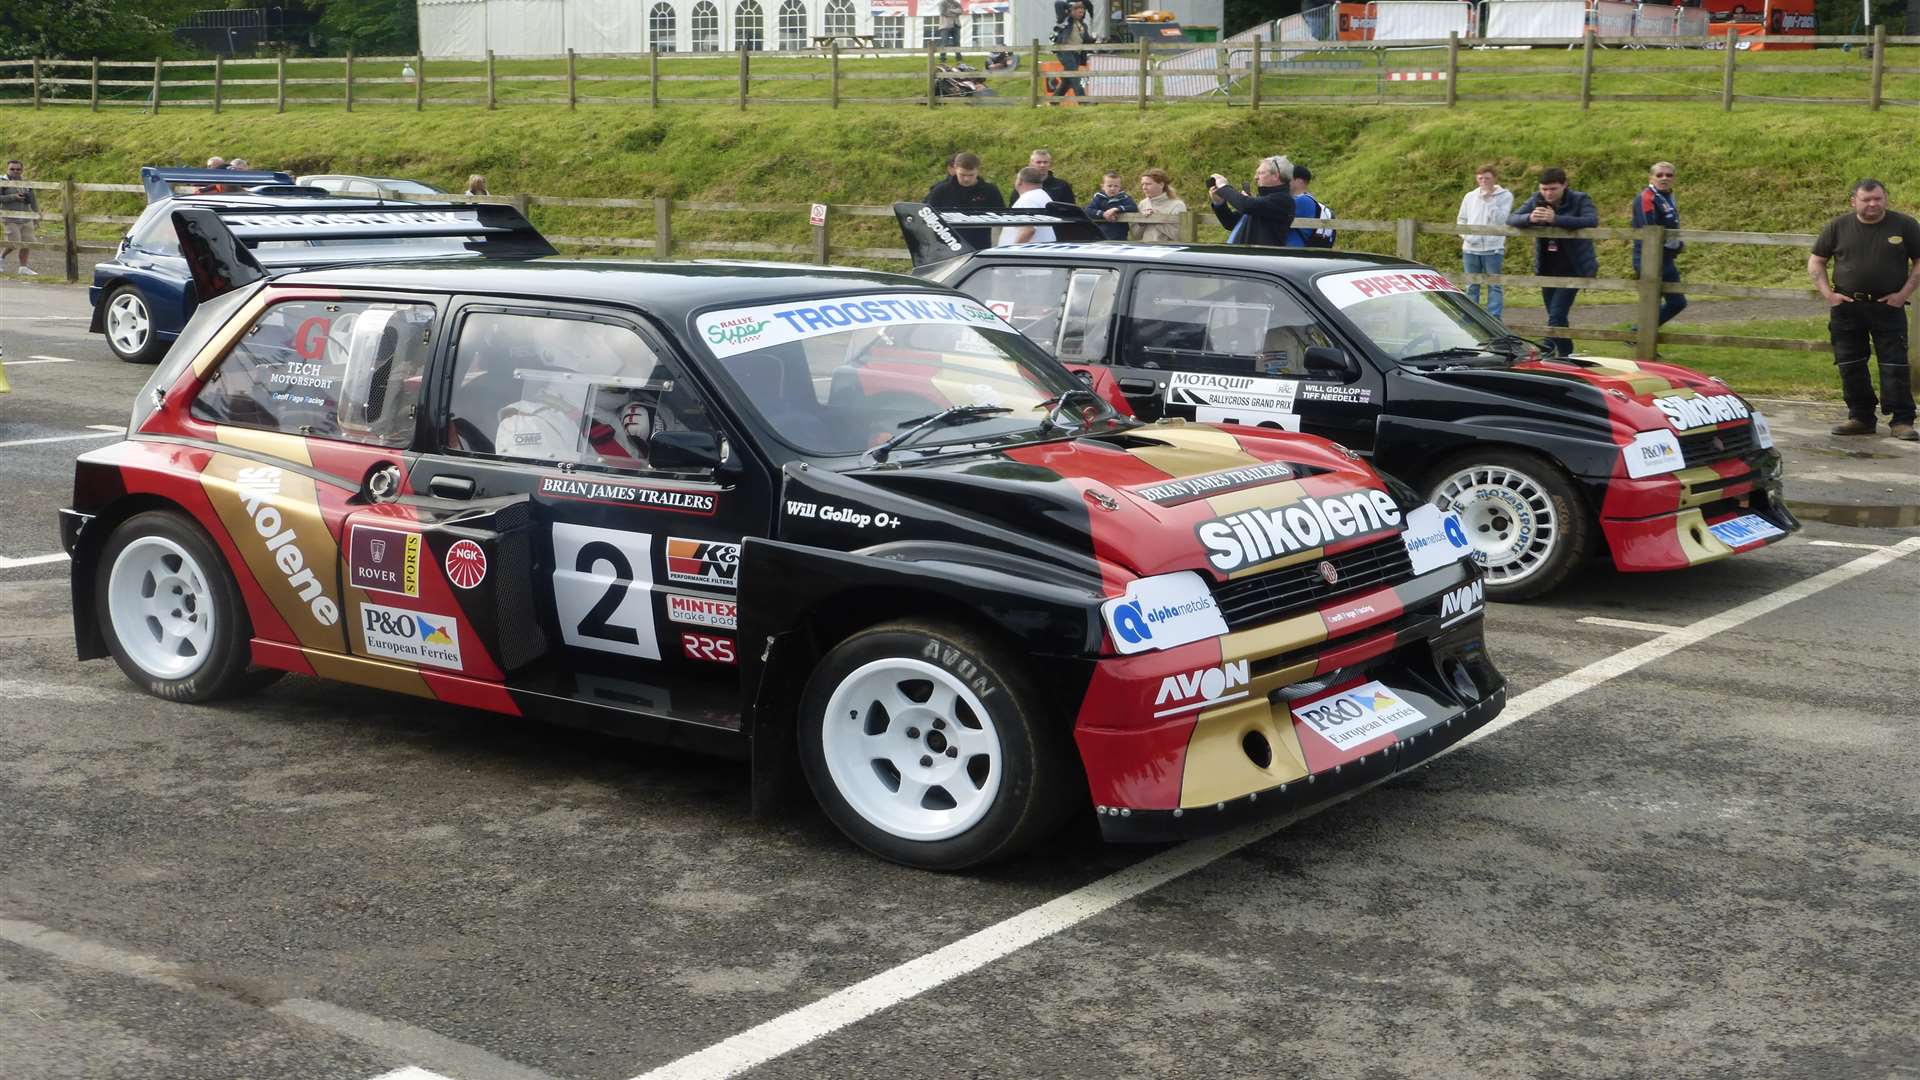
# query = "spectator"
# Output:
<box><xmin>466</xmin><ymin>174</ymin><xmax>491</xmax><ymax>196</ymax></box>
<box><xmin>206</xmin><ymin>156</ymin><xmax>226</xmax><ymax>169</ymax></box>
<box><xmin>1208</xmin><ymin>155</ymin><xmax>1295</xmax><ymax>247</ymax></box>
<box><xmin>1808</xmin><ymin>179</ymin><xmax>1920</xmax><ymax>440</ymax></box>
<box><xmin>1508</xmin><ymin>166</ymin><xmax>1598</xmax><ymax>357</ymax></box>
<box><xmin>1086</xmin><ymin>171</ymin><xmax>1138</xmax><ymax>242</ymax></box>
<box><xmin>1050</xmin><ymin>2</ymin><xmax>1091</xmax><ymax>101</ymax></box>
<box><xmin>937</xmin><ymin>0</ymin><xmax>963</xmax><ymax>64</ymax></box>
<box><xmin>1457</xmin><ymin>163</ymin><xmax>1513</xmax><ymax>319</ymax></box>
<box><xmin>228</xmin><ymin>157</ymin><xmax>250</xmax><ymax>171</ymax></box>
<box><xmin>1287</xmin><ymin>163</ymin><xmax>1326</xmax><ymax>248</ymax></box>
<box><xmin>1131</xmin><ymin>169</ymin><xmax>1186</xmax><ymax>243</ymax></box>
<box><xmin>1000</xmin><ymin>167</ymin><xmax>1055</xmax><ymax>246</ymax></box>
<box><xmin>925</xmin><ymin>151</ymin><xmax>1006</xmax><ymax>250</ymax></box>
<box><xmin>0</xmin><ymin>159</ymin><xmax>38</xmax><ymax>275</ymax></box>
<box><xmin>1631</xmin><ymin>161</ymin><xmax>1688</xmax><ymax>328</ymax></box>
<box><xmin>1028</xmin><ymin>149</ymin><xmax>1074</xmax><ymax>205</ymax></box>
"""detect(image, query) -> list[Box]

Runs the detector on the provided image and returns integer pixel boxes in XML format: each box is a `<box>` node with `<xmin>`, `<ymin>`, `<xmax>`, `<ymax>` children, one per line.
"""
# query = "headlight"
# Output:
<box><xmin>1101</xmin><ymin>571</ymin><xmax>1227</xmax><ymax>655</ymax></box>
<box><xmin>1621</xmin><ymin>429</ymin><xmax>1684</xmax><ymax>478</ymax></box>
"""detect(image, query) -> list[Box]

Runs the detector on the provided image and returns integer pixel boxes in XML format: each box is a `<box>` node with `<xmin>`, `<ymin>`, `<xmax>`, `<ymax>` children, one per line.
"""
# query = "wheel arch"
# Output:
<box><xmin>69</xmin><ymin>493</ymin><xmax>199</xmax><ymax>661</ymax></box>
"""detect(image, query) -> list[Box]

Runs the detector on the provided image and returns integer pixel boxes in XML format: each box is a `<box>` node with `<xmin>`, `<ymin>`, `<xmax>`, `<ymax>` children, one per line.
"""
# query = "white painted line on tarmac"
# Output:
<box><xmin>0</xmin><ymin>553</ymin><xmax>68</xmax><ymax>569</ymax></box>
<box><xmin>629</xmin><ymin>535</ymin><xmax>1920</xmax><ymax>1080</ymax></box>
<box><xmin>88</xmin><ymin>424</ymin><xmax>124</xmax><ymax>431</ymax></box>
<box><xmin>1578</xmin><ymin>616</ymin><xmax>1686</xmax><ymax>634</ymax></box>
<box><xmin>1806</xmin><ymin>539</ymin><xmax>1889</xmax><ymax>551</ymax></box>
<box><xmin>0</xmin><ymin>315</ymin><xmax>86</xmax><ymax>321</ymax></box>
<box><xmin>0</xmin><ymin>430</ymin><xmax>120</xmax><ymax>448</ymax></box>
<box><xmin>29</xmin><ymin>355</ymin><xmax>80</xmax><ymax>362</ymax></box>
<box><xmin>370</xmin><ymin>1070</ymin><xmax>461</xmax><ymax>1080</ymax></box>
<box><xmin>4</xmin><ymin>356</ymin><xmax>80</xmax><ymax>367</ymax></box>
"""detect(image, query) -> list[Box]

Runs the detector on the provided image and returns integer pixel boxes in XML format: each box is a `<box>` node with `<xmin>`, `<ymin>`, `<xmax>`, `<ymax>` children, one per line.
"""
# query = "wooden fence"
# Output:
<box><xmin>5</xmin><ymin>180</ymin><xmax>1910</xmax><ymax>362</ymax></box>
<box><xmin>0</xmin><ymin>31</ymin><xmax>1916</xmax><ymax>111</ymax></box>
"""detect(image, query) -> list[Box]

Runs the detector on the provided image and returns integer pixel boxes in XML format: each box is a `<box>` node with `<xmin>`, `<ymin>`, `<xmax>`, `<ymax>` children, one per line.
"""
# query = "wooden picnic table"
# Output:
<box><xmin>813</xmin><ymin>34</ymin><xmax>880</xmax><ymax>58</ymax></box>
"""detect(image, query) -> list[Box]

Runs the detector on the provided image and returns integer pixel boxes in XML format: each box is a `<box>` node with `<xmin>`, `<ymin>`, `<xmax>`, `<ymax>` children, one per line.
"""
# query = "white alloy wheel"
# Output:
<box><xmin>107</xmin><ymin>291</ymin><xmax>152</xmax><ymax>357</ymax></box>
<box><xmin>1433</xmin><ymin>463</ymin><xmax>1560</xmax><ymax>587</ymax></box>
<box><xmin>819</xmin><ymin>656</ymin><xmax>1004</xmax><ymax>842</ymax></box>
<box><xmin>106</xmin><ymin>535</ymin><xmax>216</xmax><ymax>680</ymax></box>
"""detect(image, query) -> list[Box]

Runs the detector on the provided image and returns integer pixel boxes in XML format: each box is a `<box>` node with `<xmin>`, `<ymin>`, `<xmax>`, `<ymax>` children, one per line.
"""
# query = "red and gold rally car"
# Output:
<box><xmin>62</xmin><ymin>204</ymin><xmax>1504</xmax><ymax>868</ymax></box>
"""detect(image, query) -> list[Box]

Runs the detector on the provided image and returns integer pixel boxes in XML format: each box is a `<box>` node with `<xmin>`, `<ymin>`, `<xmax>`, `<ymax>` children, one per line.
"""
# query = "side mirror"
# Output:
<box><xmin>1304</xmin><ymin>345</ymin><xmax>1360</xmax><ymax>380</ymax></box>
<box><xmin>649</xmin><ymin>430</ymin><xmax>727</xmax><ymax>472</ymax></box>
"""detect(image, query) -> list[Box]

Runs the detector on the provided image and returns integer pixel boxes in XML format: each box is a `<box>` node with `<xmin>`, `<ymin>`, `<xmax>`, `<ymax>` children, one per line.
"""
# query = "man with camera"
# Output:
<box><xmin>1051</xmin><ymin>1</ymin><xmax>1092</xmax><ymax>100</ymax></box>
<box><xmin>1208</xmin><ymin>156</ymin><xmax>1296</xmax><ymax>247</ymax></box>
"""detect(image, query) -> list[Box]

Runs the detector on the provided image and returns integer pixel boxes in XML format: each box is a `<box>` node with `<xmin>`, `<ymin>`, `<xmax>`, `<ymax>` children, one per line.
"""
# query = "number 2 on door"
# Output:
<box><xmin>551</xmin><ymin>522</ymin><xmax>660</xmax><ymax>659</ymax></box>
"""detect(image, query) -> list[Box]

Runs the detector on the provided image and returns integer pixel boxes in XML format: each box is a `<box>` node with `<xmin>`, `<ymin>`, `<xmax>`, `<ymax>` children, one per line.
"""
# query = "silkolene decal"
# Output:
<box><xmin>695</xmin><ymin>292</ymin><xmax>1008</xmax><ymax>358</ymax></box>
<box><xmin>1315</xmin><ymin>269</ymin><xmax>1464</xmax><ymax>310</ymax></box>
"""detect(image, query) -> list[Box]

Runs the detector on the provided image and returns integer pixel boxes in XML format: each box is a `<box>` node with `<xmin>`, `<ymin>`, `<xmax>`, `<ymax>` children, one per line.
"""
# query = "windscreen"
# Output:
<box><xmin>693</xmin><ymin>291</ymin><xmax>1091</xmax><ymax>457</ymax></box>
<box><xmin>1315</xmin><ymin>269</ymin><xmax>1506</xmax><ymax>363</ymax></box>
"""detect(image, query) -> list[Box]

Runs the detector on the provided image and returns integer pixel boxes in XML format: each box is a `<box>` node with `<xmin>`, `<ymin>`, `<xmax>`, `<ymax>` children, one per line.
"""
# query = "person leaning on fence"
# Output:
<box><xmin>925</xmin><ymin>151</ymin><xmax>1006</xmax><ymax>250</ymax></box>
<box><xmin>466</xmin><ymin>174</ymin><xmax>490</xmax><ymax>196</ymax></box>
<box><xmin>1457</xmin><ymin>163</ymin><xmax>1512</xmax><ymax>320</ymax></box>
<box><xmin>1631</xmin><ymin>161</ymin><xmax>1688</xmax><ymax>329</ymax></box>
<box><xmin>0</xmin><ymin>159</ymin><xmax>38</xmax><ymax>276</ymax></box>
<box><xmin>1808</xmin><ymin>179</ymin><xmax>1920</xmax><ymax>440</ymax></box>
<box><xmin>1132</xmin><ymin>169</ymin><xmax>1186</xmax><ymax>243</ymax></box>
<box><xmin>1287</xmin><ymin>164</ymin><xmax>1332</xmax><ymax>248</ymax></box>
<box><xmin>937</xmin><ymin>0</ymin><xmax>963</xmax><ymax>64</ymax></box>
<box><xmin>1001</xmin><ymin>167</ymin><xmax>1057</xmax><ymax>246</ymax></box>
<box><xmin>1209</xmin><ymin>155</ymin><xmax>1295</xmax><ymax>247</ymax></box>
<box><xmin>1028</xmin><ymin>149</ymin><xmax>1075</xmax><ymax>205</ymax></box>
<box><xmin>1508</xmin><ymin>166</ymin><xmax>1598</xmax><ymax>358</ymax></box>
<box><xmin>1051</xmin><ymin>1</ymin><xmax>1092</xmax><ymax>100</ymax></box>
<box><xmin>1086</xmin><ymin>172</ymin><xmax>1138</xmax><ymax>242</ymax></box>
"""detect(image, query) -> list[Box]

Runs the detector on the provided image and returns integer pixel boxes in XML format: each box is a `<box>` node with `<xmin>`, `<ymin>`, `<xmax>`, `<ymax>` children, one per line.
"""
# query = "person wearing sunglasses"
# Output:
<box><xmin>1631</xmin><ymin>162</ymin><xmax>1687</xmax><ymax>329</ymax></box>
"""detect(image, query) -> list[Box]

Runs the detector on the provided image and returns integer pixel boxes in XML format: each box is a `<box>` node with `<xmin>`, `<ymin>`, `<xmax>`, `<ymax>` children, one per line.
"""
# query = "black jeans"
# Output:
<box><xmin>1541</xmin><ymin>286</ymin><xmax>1578</xmax><ymax>357</ymax></box>
<box><xmin>1829</xmin><ymin>299</ymin><xmax>1913</xmax><ymax>424</ymax></box>
<box><xmin>937</xmin><ymin>24</ymin><xmax>960</xmax><ymax>62</ymax></box>
<box><xmin>1657</xmin><ymin>255</ymin><xmax>1688</xmax><ymax>326</ymax></box>
<box><xmin>1053</xmin><ymin>51</ymin><xmax>1085</xmax><ymax>97</ymax></box>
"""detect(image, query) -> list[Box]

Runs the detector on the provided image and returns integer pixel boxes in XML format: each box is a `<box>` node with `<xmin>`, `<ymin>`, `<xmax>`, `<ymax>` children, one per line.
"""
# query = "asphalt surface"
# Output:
<box><xmin>3</xmin><ymin>280</ymin><xmax>1918</xmax><ymax>1080</ymax></box>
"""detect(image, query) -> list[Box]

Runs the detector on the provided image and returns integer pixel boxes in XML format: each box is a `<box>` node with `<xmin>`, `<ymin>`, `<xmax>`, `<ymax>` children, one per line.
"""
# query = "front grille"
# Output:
<box><xmin>1211</xmin><ymin>536</ymin><xmax>1414</xmax><ymax>631</ymax></box>
<box><xmin>1678</xmin><ymin>422</ymin><xmax>1756</xmax><ymax>468</ymax></box>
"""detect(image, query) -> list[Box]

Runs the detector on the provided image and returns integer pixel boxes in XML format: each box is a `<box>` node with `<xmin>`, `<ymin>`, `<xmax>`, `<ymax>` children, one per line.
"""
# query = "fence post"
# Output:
<box><xmin>1579</xmin><ymin>30</ymin><xmax>1593</xmax><ymax>110</ymax></box>
<box><xmin>1445</xmin><ymin>31</ymin><xmax>1458</xmax><ymax>105</ymax></box>
<box><xmin>1030</xmin><ymin>39</ymin><xmax>1041</xmax><ymax>107</ymax></box>
<box><xmin>830</xmin><ymin>40</ymin><xmax>840</xmax><ymax>108</ymax></box>
<box><xmin>1869</xmin><ymin>25</ymin><xmax>1885</xmax><ymax>111</ymax></box>
<box><xmin>90</xmin><ymin>58</ymin><xmax>100</xmax><ymax>111</ymax></box>
<box><xmin>649</xmin><ymin>49</ymin><xmax>660</xmax><ymax>108</ymax></box>
<box><xmin>1250</xmin><ymin>36</ymin><xmax>1262</xmax><ymax>109</ymax></box>
<box><xmin>1634</xmin><ymin>225</ymin><xmax>1665</xmax><ymax>360</ymax></box>
<box><xmin>344</xmin><ymin>48</ymin><xmax>354</xmax><ymax>111</ymax></box>
<box><xmin>1137</xmin><ymin>37</ymin><xmax>1149</xmax><ymax>111</ymax></box>
<box><xmin>486</xmin><ymin>49</ymin><xmax>497</xmax><ymax>109</ymax></box>
<box><xmin>62</xmin><ymin>178</ymin><xmax>79</xmax><ymax>283</ymax></box>
<box><xmin>511</xmin><ymin>193</ymin><xmax>531</xmax><ymax>221</ymax></box>
<box><xmin>654</xmin><ymin>197</ymin><xmax>674</xmax><ymax>259</ymax></box>
<box><xmin>415</xmin><ymin>53</ymin><xmax>425</xmax><ymax>110</ymax></box>
<box><xmin>739</xmin><ymin>43</ymin><xmax>750</xmax><ymax>111</ymax></box>
<box><xmin>926</xmin><ymin>40</ymin><xmax>937</xmax><ymax>107</ymax></box>
<box><xmin>813</xmin><ymin>204</ymin><xmax>831</xmax><ymax>265</ymax></box>
<box><xmin>567</xmin><ymin>48</ymin><xmax>577</xmax><ymax>109</ymax></box>
<box><xmin>31</xmin><ymin>59</ymin><xmax>41</xmax><ymax>109</ymax></box>
<box><xmin>213</xmin><ymin>54</ymin><xmax>224</xmax><ymax>113</ymax></box>
<box><xmin>1216</xmin><ymin>43</ymin><xmax>1228</xmax><ymax>102</ymax></box>
<box><xmin>277</xmin><ymin>52</ymin><xmax>286</xmax><ymax>112</ymax></box>
<box><xmin>152</xmin><ymin>57</ymin><xmax>164</xmax><ymax>113</ymax></box>
<box><xmin>1180</xmin><ymin>210</ymin><xmax>1200</xmax><ymax>243</ymax></box>
<box><xmin>1395</xmin><ymin>218</ymin><xmax>1417</xmax><ymax>260</ymax></box>
<box><xmin>1720</xmin><ymin>26</ymin><xmax>1736</xmax><ymax>111</ymax></box>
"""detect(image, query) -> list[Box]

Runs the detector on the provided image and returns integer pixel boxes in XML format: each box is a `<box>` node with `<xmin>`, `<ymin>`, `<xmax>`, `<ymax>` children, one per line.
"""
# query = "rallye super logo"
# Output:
<box><xmin>1198</xmin><ymin>489</ymin><xmax>1403</xmax><ymax>574</ymax></box>
<box><xmin>1654</xmin><ymin>392</ymin><xmax>1750</xmax><ymax>430</ymax></box>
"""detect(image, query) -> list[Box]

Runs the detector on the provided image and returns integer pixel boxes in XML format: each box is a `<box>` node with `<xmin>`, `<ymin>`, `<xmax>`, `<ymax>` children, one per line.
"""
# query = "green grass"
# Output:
<box><xmin>1566</xmin><ymin>317</ymin><xmax>1839</xmax><ymax>400</ymax></box>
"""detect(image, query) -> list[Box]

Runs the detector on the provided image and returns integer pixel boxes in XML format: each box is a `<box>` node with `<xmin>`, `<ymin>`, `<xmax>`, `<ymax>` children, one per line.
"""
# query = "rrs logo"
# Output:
<box><xmin>1439</xmin><ymin>579</ymin><xmax>1484</xmax><ymax>627</ymax></box>
<box><xmin>1153</xmin><ymin>660</ymin><xmax>1250</xmax><ymax>717</ymax></box>
<box><xmin>235</xmin><ymin>466</ymin><xmax>339</xmax><ymax>627</ymax></box>
<box><xmin>1654</xmin><ymin>392</ymin><xmax>1750</xmax><ymax>430</ymax></box>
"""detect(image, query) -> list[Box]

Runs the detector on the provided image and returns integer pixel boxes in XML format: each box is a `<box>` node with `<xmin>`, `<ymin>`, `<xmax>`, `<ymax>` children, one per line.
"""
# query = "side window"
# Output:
<box><xmin>1120</xmin><ymin>272</ymin><xmax>1333</xmax><ymax>376</ymax></box>
<box><xmin>961</xmin><ymin>265</ymin><xmax>1069</xmax><ymax>352</ymax></box>
<box><xmin>191</xmin><ymin>299</ymin><xmax>434</xmax><ymax>447</ymax></box>
<box><xmin>129</xmin><ymin>209</ymin><xmax>182</xmax><ymax>257</ymax></box>
<box><xmin>446</xmin><ymin>311</ymin><xmax>716</xmax><ymax>474</ymax></box>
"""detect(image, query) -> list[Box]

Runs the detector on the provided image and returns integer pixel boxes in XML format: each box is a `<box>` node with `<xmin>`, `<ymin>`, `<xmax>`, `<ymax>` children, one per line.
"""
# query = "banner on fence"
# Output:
<box><xmin>1592</xmin><ymin>1</ymin><xmax>1637</xmax><ymax>36</ymax></box>
<box><xmin>1374</xmin><ymin>2</ymin><xmax>1474</xmax><ymax>40</ymax></box>
<box><xmin>869</xmin><ymin>0</ymin><xmax>1009</xmax><ymax>14</ymax></box>
<box><xmin>1334</xmin><ymin>2</ymin><xmax>1376</xmax><ymax>39</ymax></box>
<box><xmin>1482</xmin><ymin>0</ymin><xmax>1588</xmax><ymax>38</ymax></box>
<box><xmin>1700</xmin><ymin>0</ymin><xmax>1816</xmax><ymax>48</ymax></box>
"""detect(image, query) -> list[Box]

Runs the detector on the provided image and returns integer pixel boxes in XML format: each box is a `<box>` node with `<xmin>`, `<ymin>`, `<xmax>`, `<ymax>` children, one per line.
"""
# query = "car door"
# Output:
<box><xmin>408</xmin><ymin>300</ymin><xmax>772</xmax><ymax>709</ymax></box>
<box><xmin>117</xmin><ymin>205</ymin><xmax>196</xmax><ymax>335</ymax></box>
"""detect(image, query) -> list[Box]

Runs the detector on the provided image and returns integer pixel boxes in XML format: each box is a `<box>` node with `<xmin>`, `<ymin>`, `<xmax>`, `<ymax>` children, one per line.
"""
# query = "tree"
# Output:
<box><xmin>0</xmin><ymin>0</ymin><xmax>199</xmax><ymax>59</ymax></box>
<box><xmin>310</xmin><ymin>0</ymin><xmax>419</xmax><ymax>54</ymax></box>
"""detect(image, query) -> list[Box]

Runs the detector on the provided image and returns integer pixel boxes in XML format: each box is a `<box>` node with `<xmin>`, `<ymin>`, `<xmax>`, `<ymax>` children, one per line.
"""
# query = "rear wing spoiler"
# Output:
<box><xmin>170</xmin><ymin>201</ymin><xmax>558</xmax><ymax>300</ymax></box>
<box><xmin>141</xmin><ymin>167</ymin><xmax>296</xmax><ymax>203</ymax></box>
<box><xmin>892</xmin><ymin>201</ymin><xmax>1106</xmax><ymax>268</ymax></box>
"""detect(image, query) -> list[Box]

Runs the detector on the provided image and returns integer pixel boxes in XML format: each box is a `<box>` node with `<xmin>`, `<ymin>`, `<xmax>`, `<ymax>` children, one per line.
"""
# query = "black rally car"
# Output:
<box><xmin>898</xmin><ymin>205</ymin><xmax>1797</xmax><ymax>600</ymax></box>
<box><xmin>62</xmin><ymin>204</ymin><xmax>1504</xmax><ymax>869</ymax></box>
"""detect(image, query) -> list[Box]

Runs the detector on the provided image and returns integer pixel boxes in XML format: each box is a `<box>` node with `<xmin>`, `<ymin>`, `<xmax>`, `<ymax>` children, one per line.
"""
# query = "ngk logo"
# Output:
<box><xmin>1153</xmin><ymin>660</ymin><xmax>1250</xmax><ymax>718</ymax></box>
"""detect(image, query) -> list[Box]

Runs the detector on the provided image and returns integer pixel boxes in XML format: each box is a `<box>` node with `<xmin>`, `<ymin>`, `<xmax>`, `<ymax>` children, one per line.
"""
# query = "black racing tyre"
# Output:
<box><xmin>102</xmin><ymin>284</ymin><xmax>167</xmax><ymax>364</ymax></box>
<box><xmin>1424</xmin><ymin>448</ymin><xmax>1592</xmax><ymax>602</ymax></box>
<box><xmin>797</xmin><ymin>618</ymin><xmax>1077</xmax><ymax>870</ymax></box>
<box><xmin>95</xmin><ymin>510</ymin><xmax>269</xmax><ymax>702</ymax></box>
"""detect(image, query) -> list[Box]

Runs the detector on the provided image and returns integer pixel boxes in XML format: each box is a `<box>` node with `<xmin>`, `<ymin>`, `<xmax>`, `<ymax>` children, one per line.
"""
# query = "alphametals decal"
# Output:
<box><xmin>1197</xmin><ymin>490</ymin><xmax>1403</xmax><ymax>573</ymax></box>
<box><xmin>1752</xmin><ymin>411</ymin><xmax>1774</xmax><ymax>449</ymax></box>
<box><xmin>1622</xmin><ymin>429</ymin><xmax>1685</xmax><ymax>478</ymax></box>
<box><xmin>349</xmin><ymin>524</ymin><xmax>421</xmax><ymax>597</ymax></box>
<box><xmin>1654</xmin><ymin>391</ymin><xmax>1750</xmax><ymax>430</ymax></box>
<box><xmin>1128</xmin><ymin>461</ymin><xmax>1295</xmax><ymax>507</ymax></box>
<box><xmin>538</xmin><ymin>476</ymin><xmax>717</xmax><ymax>516</ymax></box>
<box><xmin>359</xmin><ymin>602</ymin><xmax>464</xmax><ymax>670</ymax></box>
<box><xmin>1100</xmin><ymin>571</ymin><xmax>1228</xmax><ymax>656</ymax></box>
<box><xmin>1399</xmin><ymin>504</ymin><xmax>1472</xmax><ymax>576</ymax></box>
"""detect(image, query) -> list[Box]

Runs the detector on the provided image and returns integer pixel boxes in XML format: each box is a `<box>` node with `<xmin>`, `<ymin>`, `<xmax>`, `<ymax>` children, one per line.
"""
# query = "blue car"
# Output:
<box><xmin>89</xmin><ymin>167</ymin><xmax>463</xmax><ymax>363</ymax></box>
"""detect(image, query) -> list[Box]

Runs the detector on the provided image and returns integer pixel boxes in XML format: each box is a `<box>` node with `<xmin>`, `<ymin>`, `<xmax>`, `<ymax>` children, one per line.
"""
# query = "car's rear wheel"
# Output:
<box><xmin>97</xmin><ymin>510</ymin><xmax>265</xmax><ymax>701</ymax></box>
<box><xmin>1426</xmin><ymin>449</ymin><xmax>1591</xmax><ymax>601</ymax></box>
<box><xmin>798</xmin><ymin>619</ymin><xmax>1076</xmax><ymax>870</ymax></box>
<box><xmin>103</xmin><ymin>285</ymin><xmax>165</xmax><ymax>364</ymax></box>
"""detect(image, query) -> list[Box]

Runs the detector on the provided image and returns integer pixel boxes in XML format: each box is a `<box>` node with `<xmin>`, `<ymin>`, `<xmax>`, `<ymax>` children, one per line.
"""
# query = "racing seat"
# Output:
<box><xmin>728</xmin><ymin>345</ymin><xmax>836</xmax><ymax>450</ymax></box>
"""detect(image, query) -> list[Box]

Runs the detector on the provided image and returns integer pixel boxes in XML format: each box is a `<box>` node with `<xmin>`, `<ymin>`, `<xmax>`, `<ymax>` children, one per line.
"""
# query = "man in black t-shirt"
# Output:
<box><xmin>1809</xmin><ymin>179</ymin><xmax>1920</xmax><ymax>440</ymax></box>
<box><xmin>924</xmin><ymin>152</ymin><xmax>1006</xmax><ymax>251</ymax></box>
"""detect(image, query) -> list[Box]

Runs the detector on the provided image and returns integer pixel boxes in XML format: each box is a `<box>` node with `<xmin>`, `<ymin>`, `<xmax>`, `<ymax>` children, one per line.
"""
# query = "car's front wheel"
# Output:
<box><xmin>1427</xmin><ymin>449</ymin><xmax>1592</xmax><ymax>601</ymax></box>
<box><xmin>97</xmin><ymin>510</ymin><xmax>266</xmax><ymax>701</ymax></box>
<box><xmin>103</xmin><ymin>285</ymin><xmax>166</xmax><ymax>364</ymax></box>
<box><xmin>798</xmin><ymin>619</ymin><xmax>1076</xmax><ymax>870</ymax></box>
